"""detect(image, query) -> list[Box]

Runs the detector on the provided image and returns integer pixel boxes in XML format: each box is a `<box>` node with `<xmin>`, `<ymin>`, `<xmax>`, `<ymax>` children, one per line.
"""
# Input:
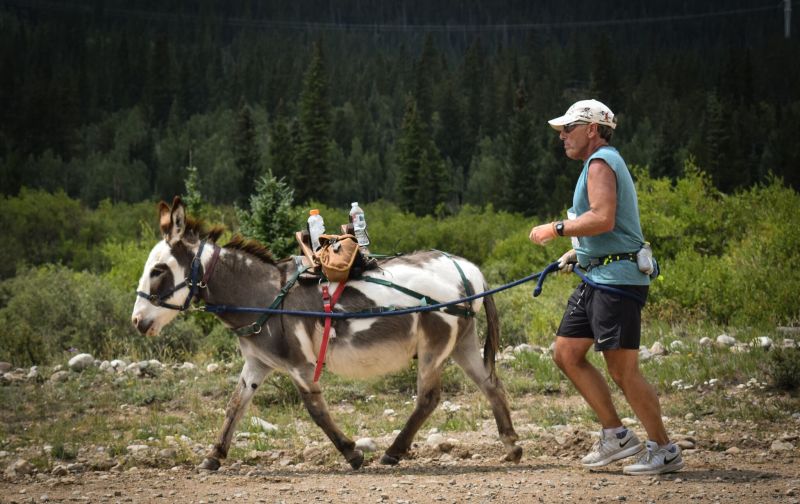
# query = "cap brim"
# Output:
<box><xmin>548</xmin><ymin>115</ymin><xmax>571</xmax><ymax>131</ymax></box>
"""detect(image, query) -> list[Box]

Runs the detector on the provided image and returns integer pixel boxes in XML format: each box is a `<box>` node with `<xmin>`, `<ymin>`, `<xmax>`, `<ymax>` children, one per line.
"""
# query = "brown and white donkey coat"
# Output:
<box><xmin>131</xmin><ymin>197</ymin><xmax>521</xmax><ymax>470</ymax></box>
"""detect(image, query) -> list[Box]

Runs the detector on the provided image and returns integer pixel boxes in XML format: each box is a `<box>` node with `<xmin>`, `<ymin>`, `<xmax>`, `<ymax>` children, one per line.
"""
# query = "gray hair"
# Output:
<box><xmin>597</xmin><ymin>124</ymin><xmax>614</xmax><ymax>142</ymax></box>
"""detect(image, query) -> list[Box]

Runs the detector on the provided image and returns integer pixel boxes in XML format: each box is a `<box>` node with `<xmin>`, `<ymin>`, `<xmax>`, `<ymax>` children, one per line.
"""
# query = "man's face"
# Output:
<box><xmin>559</xmin><ymin>122</ymin><xmax>592</xmax><ymax>160</ymax></box>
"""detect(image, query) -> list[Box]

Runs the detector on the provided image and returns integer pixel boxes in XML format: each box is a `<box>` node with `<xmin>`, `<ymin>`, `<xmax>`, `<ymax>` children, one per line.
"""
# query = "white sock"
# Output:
<box><xmin>603</xmin><ymin>426</ymin><xmax>627</xmax><ymax>438</ymax></box>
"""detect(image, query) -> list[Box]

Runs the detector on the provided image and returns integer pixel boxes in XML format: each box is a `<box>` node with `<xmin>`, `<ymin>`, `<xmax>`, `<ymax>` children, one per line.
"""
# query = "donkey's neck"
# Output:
<box><xmin>201</xmin><ymin>248</ymin><xmax>286</xmax><ymax>329</ymax></box>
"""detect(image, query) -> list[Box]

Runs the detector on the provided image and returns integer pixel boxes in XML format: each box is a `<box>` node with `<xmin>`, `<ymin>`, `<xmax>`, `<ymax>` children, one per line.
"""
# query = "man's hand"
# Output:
<box><xmin>529</xmin><ymin>222</ymin><xmax>557</xmax><ymax>245</ymax></box>
<box><xmin>557</xmin><ymin>249</ymin><xmax>577</xmax><ymax>274</ymax></box>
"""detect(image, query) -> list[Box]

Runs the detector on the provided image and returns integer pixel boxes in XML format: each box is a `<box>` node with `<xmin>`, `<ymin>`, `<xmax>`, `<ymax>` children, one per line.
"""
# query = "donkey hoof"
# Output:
<box><xmin>198</xmin><ymin>458</ymin><xmax>221</xmax><ymax>471</ymax></box>
<box><xmin>380</xmin><ymin>453</ymin><xmax>401</xmax><ymax>466</ymax></box>
<box><xmin>503</xmin><ymin>446</ymin><xmax>523</xmax><ymax>464</ymax></box>
<box><xmin>347</xmin><ymin>450</ymin><xmax>364</xmax><ymax>470</ymax></box>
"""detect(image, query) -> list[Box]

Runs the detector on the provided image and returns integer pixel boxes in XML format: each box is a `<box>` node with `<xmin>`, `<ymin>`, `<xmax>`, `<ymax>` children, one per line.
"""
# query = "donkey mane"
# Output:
<box><xmin>183</xmin><ymin>216</ymin><xmax>275</xmax><ymax>264</ymax></box>
<box><xmin>223</xmin><ymin>235</ymin><xmax>276</xmax><ymax>264</ymax></box>
<box><xmin>185</xmin><ymin>217</ymin><xmax>225</xmax><ymax>244</ymax></box>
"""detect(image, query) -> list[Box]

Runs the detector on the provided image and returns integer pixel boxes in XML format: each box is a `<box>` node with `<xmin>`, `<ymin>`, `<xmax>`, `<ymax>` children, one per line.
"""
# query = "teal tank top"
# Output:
<box><xmin>569</xmin><ymin>146</ymin><xmax>649</xmax><ymax>286</ymax></box>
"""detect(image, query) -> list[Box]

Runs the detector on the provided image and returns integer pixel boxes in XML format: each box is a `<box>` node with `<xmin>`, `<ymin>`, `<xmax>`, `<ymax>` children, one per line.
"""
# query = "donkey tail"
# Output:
<box><xmin>482</xmin><ymin>292</ymin><xmax>500</xmax><ymax>378</ymax></box>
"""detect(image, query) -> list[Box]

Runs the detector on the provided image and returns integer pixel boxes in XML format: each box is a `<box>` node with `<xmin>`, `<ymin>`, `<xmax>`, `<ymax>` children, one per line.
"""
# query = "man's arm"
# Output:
<box><xmin>563</xmin><ymin>159</ymin><xmax>616</xmax><ymax>237</ymax></box>
<box><xmin>529</xmin><ymin>159</ymin><xmax>617</xmax><ymax>245</ymax></box>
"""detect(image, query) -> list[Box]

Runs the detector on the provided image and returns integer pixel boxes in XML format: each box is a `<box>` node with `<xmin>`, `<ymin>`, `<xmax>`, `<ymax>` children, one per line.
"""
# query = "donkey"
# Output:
<box><xmin>131</xmin><ymin>197</ymin><xmax>521</xmax><ymax>470</ymax></box>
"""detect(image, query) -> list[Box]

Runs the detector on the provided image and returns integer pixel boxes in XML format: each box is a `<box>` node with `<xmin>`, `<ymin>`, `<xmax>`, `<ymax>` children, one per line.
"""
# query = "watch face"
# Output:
<box><xmin>556</xmin><ymin>222</ymin><xmax>565</xmax><ymax>235</ymax></box>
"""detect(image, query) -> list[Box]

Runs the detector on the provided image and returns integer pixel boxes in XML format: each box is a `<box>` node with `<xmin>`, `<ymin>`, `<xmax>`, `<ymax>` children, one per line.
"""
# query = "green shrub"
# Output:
<box><xmin>766</xmin><ymin>348</ymin><xmax>800</xmax><ymax>390</ymax></box>
<box><xmin>0</xmin><ymin>265</ymin><xmax>205</xmax><ymax>366</ymax></box>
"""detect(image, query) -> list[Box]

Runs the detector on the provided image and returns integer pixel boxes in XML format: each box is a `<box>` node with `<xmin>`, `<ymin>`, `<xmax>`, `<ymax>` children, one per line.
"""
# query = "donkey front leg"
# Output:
<box><xmin>292</xmin><ymin>369</ymin><xmax>364</xmax><ymax>470</ymax></box>
<box><xmin>199</xmin><ymin>360</ymin><xmax>272</xmax><ymax>471</ymax></box>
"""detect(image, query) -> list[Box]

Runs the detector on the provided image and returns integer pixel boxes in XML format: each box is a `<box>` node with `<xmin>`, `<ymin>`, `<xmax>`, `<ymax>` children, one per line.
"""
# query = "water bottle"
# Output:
<box><xmin>349</xmin><ymin>202</ymin><xmax>370</xmax><ymax>248</ymax></box>
<box><xmin>307</xmin><ymin>209</ymin><xmax>325</xmax><ymax>251</ymax></box>
<box><xmin>636</xmin><ymin>242</ymin><xmax>654</xmax><ymax>276</ymax></box>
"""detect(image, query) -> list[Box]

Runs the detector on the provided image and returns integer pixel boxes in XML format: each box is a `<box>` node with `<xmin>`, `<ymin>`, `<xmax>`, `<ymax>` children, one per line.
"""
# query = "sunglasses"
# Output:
<box><xmin>562</xmin><ymin>122</ymin><xmax>590</xmax><ymax>133</ymax></box>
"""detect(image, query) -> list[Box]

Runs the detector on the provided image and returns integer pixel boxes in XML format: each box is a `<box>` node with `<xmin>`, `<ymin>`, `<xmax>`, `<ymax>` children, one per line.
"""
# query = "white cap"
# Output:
<box><xmin>548</xmin><ymin>99</ymin><xmax>617</xmax><ymax>131</ymax></box>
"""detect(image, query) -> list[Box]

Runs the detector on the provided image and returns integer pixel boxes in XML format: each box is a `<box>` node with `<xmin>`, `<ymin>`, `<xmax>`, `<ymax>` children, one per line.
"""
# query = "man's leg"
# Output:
<box><xmin>602</xmin><ymin>349</ymin><xmax>668</xmax><ymax>445</ymax></box>
<box><xmin>553</xmin><ymin>336</ymin><xmax>621</xmax><ymax>428</ymax></box>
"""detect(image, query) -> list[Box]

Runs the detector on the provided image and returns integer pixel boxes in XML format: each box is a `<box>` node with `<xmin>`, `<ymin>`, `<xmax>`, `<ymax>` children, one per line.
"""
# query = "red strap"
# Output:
<box><xmin>313</xmin><ymin>280</ymin><xmax>347</xmax><ymax>382</ymax></box>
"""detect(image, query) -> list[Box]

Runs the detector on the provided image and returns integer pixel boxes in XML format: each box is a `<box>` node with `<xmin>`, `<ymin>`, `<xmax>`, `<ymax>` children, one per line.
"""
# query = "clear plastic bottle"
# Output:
<box><xmin>307</xmin><ymin>209</ymin><xmax>325</xmax><ymax>251</ymax></box>
<box><xmin>636</xmin><ymin>241</ymin><xmax>654</xmax><ymax>276</ymax></box>
<box><xmin>349</xmin><ymin>202</ymin><xmax>370</xmax><ymax>248</ymax></box>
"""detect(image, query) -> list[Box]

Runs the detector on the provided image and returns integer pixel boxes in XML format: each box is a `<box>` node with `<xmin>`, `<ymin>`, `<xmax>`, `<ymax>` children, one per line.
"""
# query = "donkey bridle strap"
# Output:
<box><xmin>137</xmin><ymin>240</ymin><xmax>219</xmax><ymax>311</ymax></box>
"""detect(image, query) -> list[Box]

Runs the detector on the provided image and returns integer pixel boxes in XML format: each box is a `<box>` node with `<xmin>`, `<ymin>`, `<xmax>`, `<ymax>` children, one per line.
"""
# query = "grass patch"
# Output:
<box><xmin>1</xmin><ymin>319</ymin><xmax>797</xmax><ymax>469</ymax></box>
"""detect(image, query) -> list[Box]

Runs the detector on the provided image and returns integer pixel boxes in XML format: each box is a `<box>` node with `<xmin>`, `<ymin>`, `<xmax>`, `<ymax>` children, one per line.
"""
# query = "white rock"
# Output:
<box><xmin>513</xmin><ymin>344</ymin><xmax>534</xmax><ymax>354</ymax></box>
<box><xmin>99</xmin><ymin>361</ymin><xmax>111</xmax><ymax>372</ymax></box>
<box><xmin>699</xmin><ymin>337</ymin><xmax>713</xmax><ymax>347</ymax></box>
<box><xmin>355</xmin><ymin>438</ymin><xmax>377</xmax><ymax>452</ymax></box>
<box><xmin>0</xmin><ymin>362</ymin><xmax>11</xmax><ymax>373</ymax></box>
<box><xmin>754</xmin><ymin>336</ymin><xmax>773</xmax><ymax>350</ymax></box>
<box><xmin>179</xmin><ymin>362</ymin><xmax>196</xmax><ymax>371</ymax></box>
<box><xmin>716</xmin><ymin>334</ymin><xmax>737</xmax><ymax>347</ymax></box>
<box><xmin>621</xmin><ymin>417</ymin><xmax>638</xmax><ymax>427</ymax></box>
<box><xmin>730</xmin><ymin>343</ymin><xmax>750</xmax><ymax>354</ymax></box>
<box><xmin>771</xmin><ymin>440</ymin><xmax>794</xmax><ymax>451</ymax></box>
<box><xmin>26</xmin><ymin>366</ymin><xmax>39</xmax><ymax>380</ymax></box>
<box><xmin>426</xmin><ymin>433</ymin><xmax>446</xmax><ymax>447</ymax></box>
<box><xmin>110</xmin><ymin>359</ymin><xmax>128</xmax><ymax>371</ymax></box>
<box><xmin>49</xmin><ymin>370</ymin><xmax>69</xmax><ymax>383</ymax></box>
<box><xmin>382</xmin><ymin>409</ymin><xmax>395</xmax><ymax>417</ymax></box>
<box><xmin>441</xmin><ymin>401</ymin><xmax>461</xmax><ymax>413</ymax></box>
<box><xmin>650</xmin><ymin>342</ymin><xmax>666</xmax><ymax>356</ymax></box>
<box><xmin>250</xmin><ymin>417</ymin><xmax>278</xmax><ymax>433</ymax></box>
<box><xmin>639</xmin><ymin>347</ymin><xmax>652</xmax><ymax>361</ymax></box>
<box><xmin>782</xmin><ymin>339</ymin><xmax>798</xmax><ymax>349</ymax></box>
<box><xmin>669</xmin><ymin>340</ymin><xmax>687</xmax><ymax>352</ymax></box>
<box><xmin>127</xmin><ymin>444</ymin><xmax>150</xmax><ymax>455</ymax></box>
<box><xmin>206</xmin><ymin>363</ymin><xmax>220</xmax><ymax>373</ymax></box>
<box><xmin>4</xmin><ymin>458</ymin><xmax>34</xmax><ymax>477</ymax></box>
<box><xmin>68</xmin><ymin>353</ymin><xmax>95</xmax><ymax>371</ymax></box>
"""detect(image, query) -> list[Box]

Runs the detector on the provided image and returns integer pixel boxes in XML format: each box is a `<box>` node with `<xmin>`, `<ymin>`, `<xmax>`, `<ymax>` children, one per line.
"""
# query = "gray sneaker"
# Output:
<box><xmin>581</xmin><ymin>429</ymin><xmax>644</xmax><ymax>467</ymax></box>
<box><xmin>623</xmin><ymin>440</ymin><xmax>684</xmax><ymax>475</ymax></box>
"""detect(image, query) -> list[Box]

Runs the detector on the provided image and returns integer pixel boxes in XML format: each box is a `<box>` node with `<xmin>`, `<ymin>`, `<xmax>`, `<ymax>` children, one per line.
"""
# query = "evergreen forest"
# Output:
<box><xmin>2</xmin><ymin>1</ymin><xmax>800</xmax><ymax>366</ymax></box>
<box><xmin>2</xmin><ymin>0</ymin><xmax>799</xmax><ymax>216</ymax></box>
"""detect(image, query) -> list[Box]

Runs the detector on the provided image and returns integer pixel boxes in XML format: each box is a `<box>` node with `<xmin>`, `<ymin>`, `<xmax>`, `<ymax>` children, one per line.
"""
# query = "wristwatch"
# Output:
<box><xmin>555</xmin><ymin>221</ymin><xmax>565</xmax><ymax>236</ymax></box>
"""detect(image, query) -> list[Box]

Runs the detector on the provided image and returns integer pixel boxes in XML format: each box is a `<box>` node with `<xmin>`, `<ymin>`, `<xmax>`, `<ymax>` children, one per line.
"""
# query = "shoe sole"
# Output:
<box><xmin>582</xmin><ymin>443</ymin><xmax>644</xmax><ymax>468</ymax></box>
<box><xmin>622</xmin><ymin>459</ymin><xmax>685</xmax><ymax>475</ymax></box>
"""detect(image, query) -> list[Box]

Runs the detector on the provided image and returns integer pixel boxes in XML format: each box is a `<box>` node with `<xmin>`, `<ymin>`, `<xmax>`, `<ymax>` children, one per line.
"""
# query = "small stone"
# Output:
<box><xmin>68</xmin><ymin>353</ymin><xmax>95</xmax><ymax>371</ymax></box>
<box><xmin>355</xmin><ymin>438</ymin><xmax>377</xmax><ymax>452</ymax></box>
<box><xmin>770</xmin><ymin>440</ymin><xmax>793</xmax><ymax>451</ymax></box>
<box><xmin>725</xmin><ymin>446</ymin><xmax>741</xmax><ymax>454</ymax></box>
<box><xmin>716</xmin><ymin>334</ymin><xmax>737</xmax><ymax>347</ymax></box>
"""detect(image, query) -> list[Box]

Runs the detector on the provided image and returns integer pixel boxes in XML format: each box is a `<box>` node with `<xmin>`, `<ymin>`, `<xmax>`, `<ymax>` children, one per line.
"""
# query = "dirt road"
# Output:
<box><xmin>3</xmin><ymin>437</ymin><xmax>798</xmax><ymax>503</ymax></box>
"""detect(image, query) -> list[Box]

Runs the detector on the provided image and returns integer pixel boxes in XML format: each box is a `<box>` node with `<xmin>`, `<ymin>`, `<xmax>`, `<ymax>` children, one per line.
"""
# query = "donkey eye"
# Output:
<box><xmin>150</xmin><ymin>265</ymin><xmax>167</xmax><ymax>278</ymax></box>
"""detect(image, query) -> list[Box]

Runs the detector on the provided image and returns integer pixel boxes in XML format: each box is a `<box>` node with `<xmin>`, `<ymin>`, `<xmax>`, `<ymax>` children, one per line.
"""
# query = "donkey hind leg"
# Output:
<box><xmin>199</xmin><ymin>360</ymin><xmax>272</xmax><ymax>471</ymax></box>
<box><xmin>381</xmin><ymin>321</ymin><xmax>452</xmax><ymax>465</ymax></box>
<box><xmin>292</xmin><ymin>369</ymin><xmax>364</xmax><ymax>470</ymax></box>
<box><xmin>450</xmin><ymin>329</ymin><xmax>522</xmax><ymax>463</ymax></box>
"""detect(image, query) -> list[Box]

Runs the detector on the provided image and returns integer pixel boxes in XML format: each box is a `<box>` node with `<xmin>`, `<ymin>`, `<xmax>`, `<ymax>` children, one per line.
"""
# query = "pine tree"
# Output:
<box><xmin>295</xmin><ymin>40</ymin><xmax>331</xmax><ymax>204</ymax></box>
<box><xmin>184</xmin><ymin>153</ymin><xmax>203</xmax><ymax>216</ymax></box>
<box><xmin>413</xmin><ymin>35</ymin><xmax>438</xmax><ymax>124</ymax></box>
<box><xmin>236</xmin><ymin>171</ymin><xmax>297</xmax><ymax>258</ymax></box>
<box><xmin>268</xmin><ymin>103</ymin><xmax>296</xmax><ymax>183</ymax></box>
<box><xmin>502</xmin><ymin>81</ymin><xmax>539</xmax><ymax>215</ymax></box>
<box><xmin>234</xmin><ymin>99</ymin><xmax>262</xmax><ymax>207</ymax></box>
<box><xmin>397</xmin><ymin>98</ymin><xmax>447</xmax><ymax>216</ymax></box>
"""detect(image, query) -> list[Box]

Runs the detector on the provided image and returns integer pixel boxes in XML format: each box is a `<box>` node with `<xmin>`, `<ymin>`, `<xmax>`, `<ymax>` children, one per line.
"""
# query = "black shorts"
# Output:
<box><xmin>557</xmin><ymin>282</ymin><xmax>649</xmax><ymax>351</ymax></box>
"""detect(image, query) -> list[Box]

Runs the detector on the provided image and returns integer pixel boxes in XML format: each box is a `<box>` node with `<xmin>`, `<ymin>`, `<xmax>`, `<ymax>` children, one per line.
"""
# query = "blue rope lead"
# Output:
<box><xmin>204</xmin><ymin>261</ymin><xmax>563</xmax><ymax>320</ymax></box>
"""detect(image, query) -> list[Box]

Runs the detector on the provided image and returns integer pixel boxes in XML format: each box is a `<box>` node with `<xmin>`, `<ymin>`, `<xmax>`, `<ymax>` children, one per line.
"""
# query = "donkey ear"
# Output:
<box><xmin>168</xmin><ymin>196</ymin><xmax>186</xmax><ymax>244</ymax></box>
<box><xmin>158</xmin><ymin>201</ymin><xmax>171</xmax><ymax>236</ymax></box>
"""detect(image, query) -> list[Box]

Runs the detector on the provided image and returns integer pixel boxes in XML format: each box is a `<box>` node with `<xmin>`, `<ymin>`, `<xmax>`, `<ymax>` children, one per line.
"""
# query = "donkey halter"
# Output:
<box><xmin>136</xmin><ymin>240</ymin><xmax>220</xmax><ymax>311</ymax></box>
